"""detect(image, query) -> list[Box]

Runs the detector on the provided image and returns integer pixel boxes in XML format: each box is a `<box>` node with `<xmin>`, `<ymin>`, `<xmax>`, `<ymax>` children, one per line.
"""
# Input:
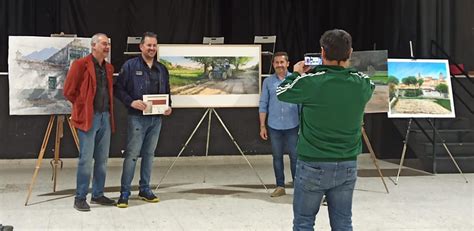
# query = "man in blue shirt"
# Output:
<box><xmin>259</xmin><ymin>52</ymin><xmax>299</xmax><ymax>197</ymax></box>
<box><xmin>114</xmin><ymin>32</ymin><xmax>172</xmax><ymax>208</ymax></box>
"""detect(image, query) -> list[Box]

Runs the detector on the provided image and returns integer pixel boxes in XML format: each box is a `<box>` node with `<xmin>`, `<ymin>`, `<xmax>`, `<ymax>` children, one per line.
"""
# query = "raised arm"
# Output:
<box><xmin>276</xmin><ymin>61</ymin><xmax>313</xmax><ymax>104</ymax></box>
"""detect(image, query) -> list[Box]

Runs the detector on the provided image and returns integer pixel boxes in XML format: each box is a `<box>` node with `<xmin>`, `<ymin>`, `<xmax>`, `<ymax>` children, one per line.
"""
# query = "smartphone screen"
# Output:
<box><xmin>304</xmin><ymin>53</ymin><xmax>322</xmax><ymax>66</ymax></box>
<box><xmin>304</xmin><ymin>56</ymin><xmax>322</xmax><ymax>66</ymax></box>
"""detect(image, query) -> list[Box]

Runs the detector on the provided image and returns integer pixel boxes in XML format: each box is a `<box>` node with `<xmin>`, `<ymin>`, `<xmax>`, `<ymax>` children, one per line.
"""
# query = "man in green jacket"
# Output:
<box><xmin>277</xmin><ymin>29</ymin><xmax>374</xmax><ymax>231</ymax></box>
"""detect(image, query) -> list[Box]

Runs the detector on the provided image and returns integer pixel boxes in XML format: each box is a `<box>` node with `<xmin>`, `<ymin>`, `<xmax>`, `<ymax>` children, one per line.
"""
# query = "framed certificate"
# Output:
<box><xmin>143</xmin><ymin>94</ymin><xmax>169</xmax><ymax>115</ymax></box>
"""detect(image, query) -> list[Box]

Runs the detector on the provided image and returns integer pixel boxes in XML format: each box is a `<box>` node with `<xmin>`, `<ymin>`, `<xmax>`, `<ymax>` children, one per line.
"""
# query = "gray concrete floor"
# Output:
<box><xmin>0</xmin><ymin>154</ymin><xmax>473</xmax><ymax>230</ymax></box>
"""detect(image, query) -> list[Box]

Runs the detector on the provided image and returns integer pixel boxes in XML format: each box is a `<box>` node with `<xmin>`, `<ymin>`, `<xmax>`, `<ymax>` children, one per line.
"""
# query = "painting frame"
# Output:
<box><xmin>387</xmin><ymin>58</ymin><xmax>455</xmax><ymax>118</ymax></box>
<box><xmin>158</xmin><ymin>44</ymin><xmax>261</xmax><ymax>108</ymax></box>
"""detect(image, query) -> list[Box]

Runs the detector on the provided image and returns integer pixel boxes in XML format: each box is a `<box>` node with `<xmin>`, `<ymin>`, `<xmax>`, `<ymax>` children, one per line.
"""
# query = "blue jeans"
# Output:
<box><xmin>293</xmin><ymin>159</ymin><xmax>357</xmax><ymax>231</ymax></box>
<box><xmin>120</xmin><ymin>115</ymin><xmax>162</xmax><ymax>194</ymax></box>
<box><xmin>268</xmin><ymin>126</ymin><xmax>298</xmax><ymax>187</ymax></box>
<box><xmin>75</xmin><ymin>112</ymin><xmax>111</xmax><ymax>200</ymax></box>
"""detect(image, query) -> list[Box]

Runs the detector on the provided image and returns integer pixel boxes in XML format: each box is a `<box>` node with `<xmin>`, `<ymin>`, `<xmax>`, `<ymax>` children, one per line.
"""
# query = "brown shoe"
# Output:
<box><xmin>271</xmin><ymin>187</ymin><xmax>286</xmax><ymax>197</ymax></box>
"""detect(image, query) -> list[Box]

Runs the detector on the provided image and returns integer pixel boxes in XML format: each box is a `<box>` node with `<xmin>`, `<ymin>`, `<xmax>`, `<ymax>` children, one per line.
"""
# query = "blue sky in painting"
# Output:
<box><xmin>388</xmin><ymin>61</ymin><xmax>448</xmax><ymax>80</ymax></box>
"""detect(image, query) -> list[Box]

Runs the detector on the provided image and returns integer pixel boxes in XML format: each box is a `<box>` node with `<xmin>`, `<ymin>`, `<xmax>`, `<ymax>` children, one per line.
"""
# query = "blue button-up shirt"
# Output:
<box><xmin>259</xmin><ymin>72</ymin><xmax>299</xmax><ymax>130</ymax></box>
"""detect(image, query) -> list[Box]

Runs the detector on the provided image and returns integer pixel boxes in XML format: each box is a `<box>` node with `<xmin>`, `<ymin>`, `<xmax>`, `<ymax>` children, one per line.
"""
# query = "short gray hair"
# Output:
<box><xmin>91</xmin><ymin>33</ymin><xmax>108</xmax><ymax>45</ymax></box>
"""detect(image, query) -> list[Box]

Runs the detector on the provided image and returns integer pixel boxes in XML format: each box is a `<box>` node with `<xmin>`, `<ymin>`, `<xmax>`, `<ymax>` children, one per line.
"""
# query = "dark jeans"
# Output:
<box><xmin>120</xmin><ymin>115</ymin><xmax>162</xmax><ymax>194</ymax></box>
<box><xmin>267</xmin><ymin>126</ymin><xmax>298</xmax><ymax>187</ymax></box>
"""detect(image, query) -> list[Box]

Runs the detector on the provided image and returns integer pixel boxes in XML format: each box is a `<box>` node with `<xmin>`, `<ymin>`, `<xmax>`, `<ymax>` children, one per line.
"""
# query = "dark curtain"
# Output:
<box><xmin>56</xmin><ymin>0</ymin><xmax>222</xmax><ymax>68</ymax></box>
<box><xmin>0</xmin><ymin>0</ymin><xmax>470</xmax><ymax>159</ymax></box>
<box><xmin>222</xmin><ymin>0</ymin><xmax>395</xmax><ymax>67</ymax></box>
<box><xmin>0</xmin><ymin>0</ymin><xmax>461</xmax><ymax>72</ymax></box>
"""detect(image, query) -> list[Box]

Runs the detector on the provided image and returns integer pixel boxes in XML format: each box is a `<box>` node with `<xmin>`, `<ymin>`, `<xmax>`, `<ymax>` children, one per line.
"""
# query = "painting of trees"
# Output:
<box><xmin>401</xmin><ymin>76</ymin><xmax>418</xmax><ymax>86</ymax></box>
<box><xmin>185</xmin><ymin>57</ymin><xmax>213</xmax><ymax>74</ymax></box>
<box><xmin>435</xmin><ymin>83</ymin><xmax>449</xmax><ymax>97</ymax></box>
<box><xmin>231</xmin><ymin>57</ymin><xmax>253</xmax><ymax>70</ymax></box>
<box><xmin>388</xmin><ymin>76</ymin><xmax>399</xmax><ymax>99</ymax></box>
<box><xmin>417</xmin><ymin>78</ymin><xmax>424</xmax><ymax>88</ymax></box>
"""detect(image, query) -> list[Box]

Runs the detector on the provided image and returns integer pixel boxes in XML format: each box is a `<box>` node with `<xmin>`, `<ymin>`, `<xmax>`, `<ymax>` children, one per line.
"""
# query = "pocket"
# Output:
<box><xmin>73</xmin><ymin>101</ymin><xmax>85</xmax><ymax>122</ymax></box>
<box><xmin>299</xmin><ymin>163</ymin><xmax>325</xmax><ymax>192</ymax></box>
<box><xmin>346</xmin><ymin>167</ymin><xmax>357</xmax><ymax>181</ymax></box>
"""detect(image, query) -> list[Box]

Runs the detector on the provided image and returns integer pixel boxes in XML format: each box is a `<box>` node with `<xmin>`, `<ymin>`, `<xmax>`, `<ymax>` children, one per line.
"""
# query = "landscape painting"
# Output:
<box><xmin>8</xmin><ymin>36</ymin><xmax>91</xmax><ymax>115</ymax></box>
<box><xmin>387</xmin><ymin>59</ymin><xmax>455</xmax><ymax>118</ymax></box>
<box><xmin>159</xmin><ymin>45</ymin><xmax>261</xmax><ymax>108</ymax></box>
<box><xmin>349</xmin><ymin>50</ymin><xmax>389</xmax><ymax>113</ymax></box>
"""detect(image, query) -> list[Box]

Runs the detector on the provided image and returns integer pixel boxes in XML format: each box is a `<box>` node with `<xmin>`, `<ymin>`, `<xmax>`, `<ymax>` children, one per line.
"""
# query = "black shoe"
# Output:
<box><xmin>0</xmin><ymin>225</ymin><xmax>14</xmax><ymax>231</ymax></box>
<box><xmin>74</xmin><ymin>198</ymin><xmax>90</xmax><ymax>212</ymax></box>
<box><xmin>117</xmin><ymin>193</ymin><xmax>129</xmax><ymax>208</ymax></box>
<box><xmin>91</xmin><ymin>195</ymin><xmax>116</xmax><ymax>206</ymax></box>
<box><xmin>138</xmin><ymin>190</ymin><xmax>160</xmax><ymax>203</ymax></box>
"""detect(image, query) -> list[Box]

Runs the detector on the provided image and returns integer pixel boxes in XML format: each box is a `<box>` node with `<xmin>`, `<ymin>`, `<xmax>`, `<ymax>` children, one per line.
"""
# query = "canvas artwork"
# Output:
<box><xmin>349</xmin><ymin>50</ymin><xmax>389</xmax><ymax>113</ymax></box>
<box><xmin>159</xmin><ymin>45</ymin><xmax>261</xmax><ymax>108</ymax></box>
<box><xmin>8</xmin><ymin>36</ymin><xmax>91</xmax><ymax>115</ymax></box>
<box><xmin>387</xmin><ymin>59</ymin><xmax>455</xmax><ymax>118</ymax></box>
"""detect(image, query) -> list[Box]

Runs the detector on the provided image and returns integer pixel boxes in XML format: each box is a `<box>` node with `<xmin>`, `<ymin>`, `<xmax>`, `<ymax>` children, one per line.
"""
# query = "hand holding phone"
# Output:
<box><xmin>294</xmin><ymin>61</ymin><xmax>314</xmax><ymax>75</ymax></box>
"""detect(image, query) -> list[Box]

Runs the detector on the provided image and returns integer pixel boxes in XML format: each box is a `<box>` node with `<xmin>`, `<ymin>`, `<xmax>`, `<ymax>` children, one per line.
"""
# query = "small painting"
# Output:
<box><xmin>387</xmin><ymin>59</ymin><xmax>455</xmax><ymax>118</ymax></box>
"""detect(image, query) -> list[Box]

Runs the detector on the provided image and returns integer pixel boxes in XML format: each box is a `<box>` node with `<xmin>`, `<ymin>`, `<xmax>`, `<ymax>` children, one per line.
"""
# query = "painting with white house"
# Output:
<box><xmin>387</xmin><ymin>59</ymin><xmax>455</xmax><ymax>118</ymax></box>
<box><xmin>8</xmin><ymin>36</ymin><xmax>91</xmax><ymax>115</ymax></box>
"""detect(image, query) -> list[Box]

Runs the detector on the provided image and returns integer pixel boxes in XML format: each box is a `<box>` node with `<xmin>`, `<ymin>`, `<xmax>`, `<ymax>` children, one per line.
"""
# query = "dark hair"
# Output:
<box><xmin>273</xmin><ymin>51</ymin><xmax>289</xmax><ymax>61</ymax></box>
<box><xmin>140</xmin><ymin>32</ymin><xmax>158</xmax><ymax>44</ymax></box>
<box><xmin>319</xmin><ymin>29</ymin><xmax>352</xmax><ymax>62</ymax></box>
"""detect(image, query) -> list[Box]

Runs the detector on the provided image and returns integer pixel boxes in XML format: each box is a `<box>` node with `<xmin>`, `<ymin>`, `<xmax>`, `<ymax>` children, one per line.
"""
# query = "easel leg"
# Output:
<box><xmin>203</xmin><ymin>108</ymin><xmax>213</xmax><ymax>183</ymax></box>
<box><xmin>25</xmin><ymin>115</ymin><xmax>55</xmax><ymax>206</ymax></box>
<box><xmin>66</xmin><ymin>116</ymin><xmax>80</xmax><ymax>151</ymax></box>
<box><xmin>50</xmin><ymin>115</ymin><xmax>64</xmax><ymax>192</ymax></box>
<box><xmin>361</xmin><ymin>126</ymin><xmax>390</xmax><ymax>194</ymax></box>
<box><xmin>155</xmin><ymin>109</ymin><xmax>211</xmax><ymax>190</ymax></box>
<box><xmin>395</xmin><ymin>118</ymin><xmax>413</xmax><ymax>185</ymax></box>
<box><xmin>212</xmin><ymin>109</ymin><xmax>268</xmax><ymax>192</ymax></box>
<box><xmin>426</xmin><ymin>119</ymin><xmax>469</xmax><ymax>183</ymax></box>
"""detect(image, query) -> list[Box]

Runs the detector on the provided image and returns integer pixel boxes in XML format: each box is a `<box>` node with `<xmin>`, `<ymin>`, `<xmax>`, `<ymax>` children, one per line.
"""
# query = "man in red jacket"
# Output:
<box><xmin>64</xmin><ymin>33</ymin><xmax>116</xmax><ymax>212</ymax></box>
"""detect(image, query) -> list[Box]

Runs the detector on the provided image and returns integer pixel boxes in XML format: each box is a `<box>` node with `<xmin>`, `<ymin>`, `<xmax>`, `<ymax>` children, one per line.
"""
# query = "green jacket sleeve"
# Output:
<box><xmin>276</xmin><ymin>72</ymin><xmax>312</xmax><ymax>104</ymax></box>
<box><xmin>364</xmin><ymin>77</ymin><xmax>376</xmax><ymax>103</ymax></box>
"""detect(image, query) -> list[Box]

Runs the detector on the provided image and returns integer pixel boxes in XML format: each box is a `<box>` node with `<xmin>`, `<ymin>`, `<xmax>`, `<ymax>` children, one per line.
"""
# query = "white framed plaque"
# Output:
<box><xmin>143</xmin><ymin>94</ymin><xmax>169</xmax><ymax>115</ymax></box>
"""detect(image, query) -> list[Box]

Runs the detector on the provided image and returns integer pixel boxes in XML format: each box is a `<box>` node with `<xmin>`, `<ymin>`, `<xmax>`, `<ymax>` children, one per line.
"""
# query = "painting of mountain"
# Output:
<box><xmin>8</xmin><ymin>36</ymin><xmax>91</xmax><ymax>115</ymax></box>
<box><xmin>24</xmin><ymin>47</ymin><xmax>59</xmax><ymax>61</ymax></box>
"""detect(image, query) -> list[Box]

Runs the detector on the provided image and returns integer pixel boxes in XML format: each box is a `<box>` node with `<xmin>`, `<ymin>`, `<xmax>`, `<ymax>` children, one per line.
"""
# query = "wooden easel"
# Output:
<box><xmin>25</xmin><ymin>32</ymin><xmax>80</xmax><ymax>206</ymax></box>
<box><xmin>362</xmin><ymin>126</ymin><xmax>390</xmax><ymax>194</ymax></box>
<box><xmin>25</xmin><ymin>115</ymin><xmax>79</xmax><ymax>205</ymax></box>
